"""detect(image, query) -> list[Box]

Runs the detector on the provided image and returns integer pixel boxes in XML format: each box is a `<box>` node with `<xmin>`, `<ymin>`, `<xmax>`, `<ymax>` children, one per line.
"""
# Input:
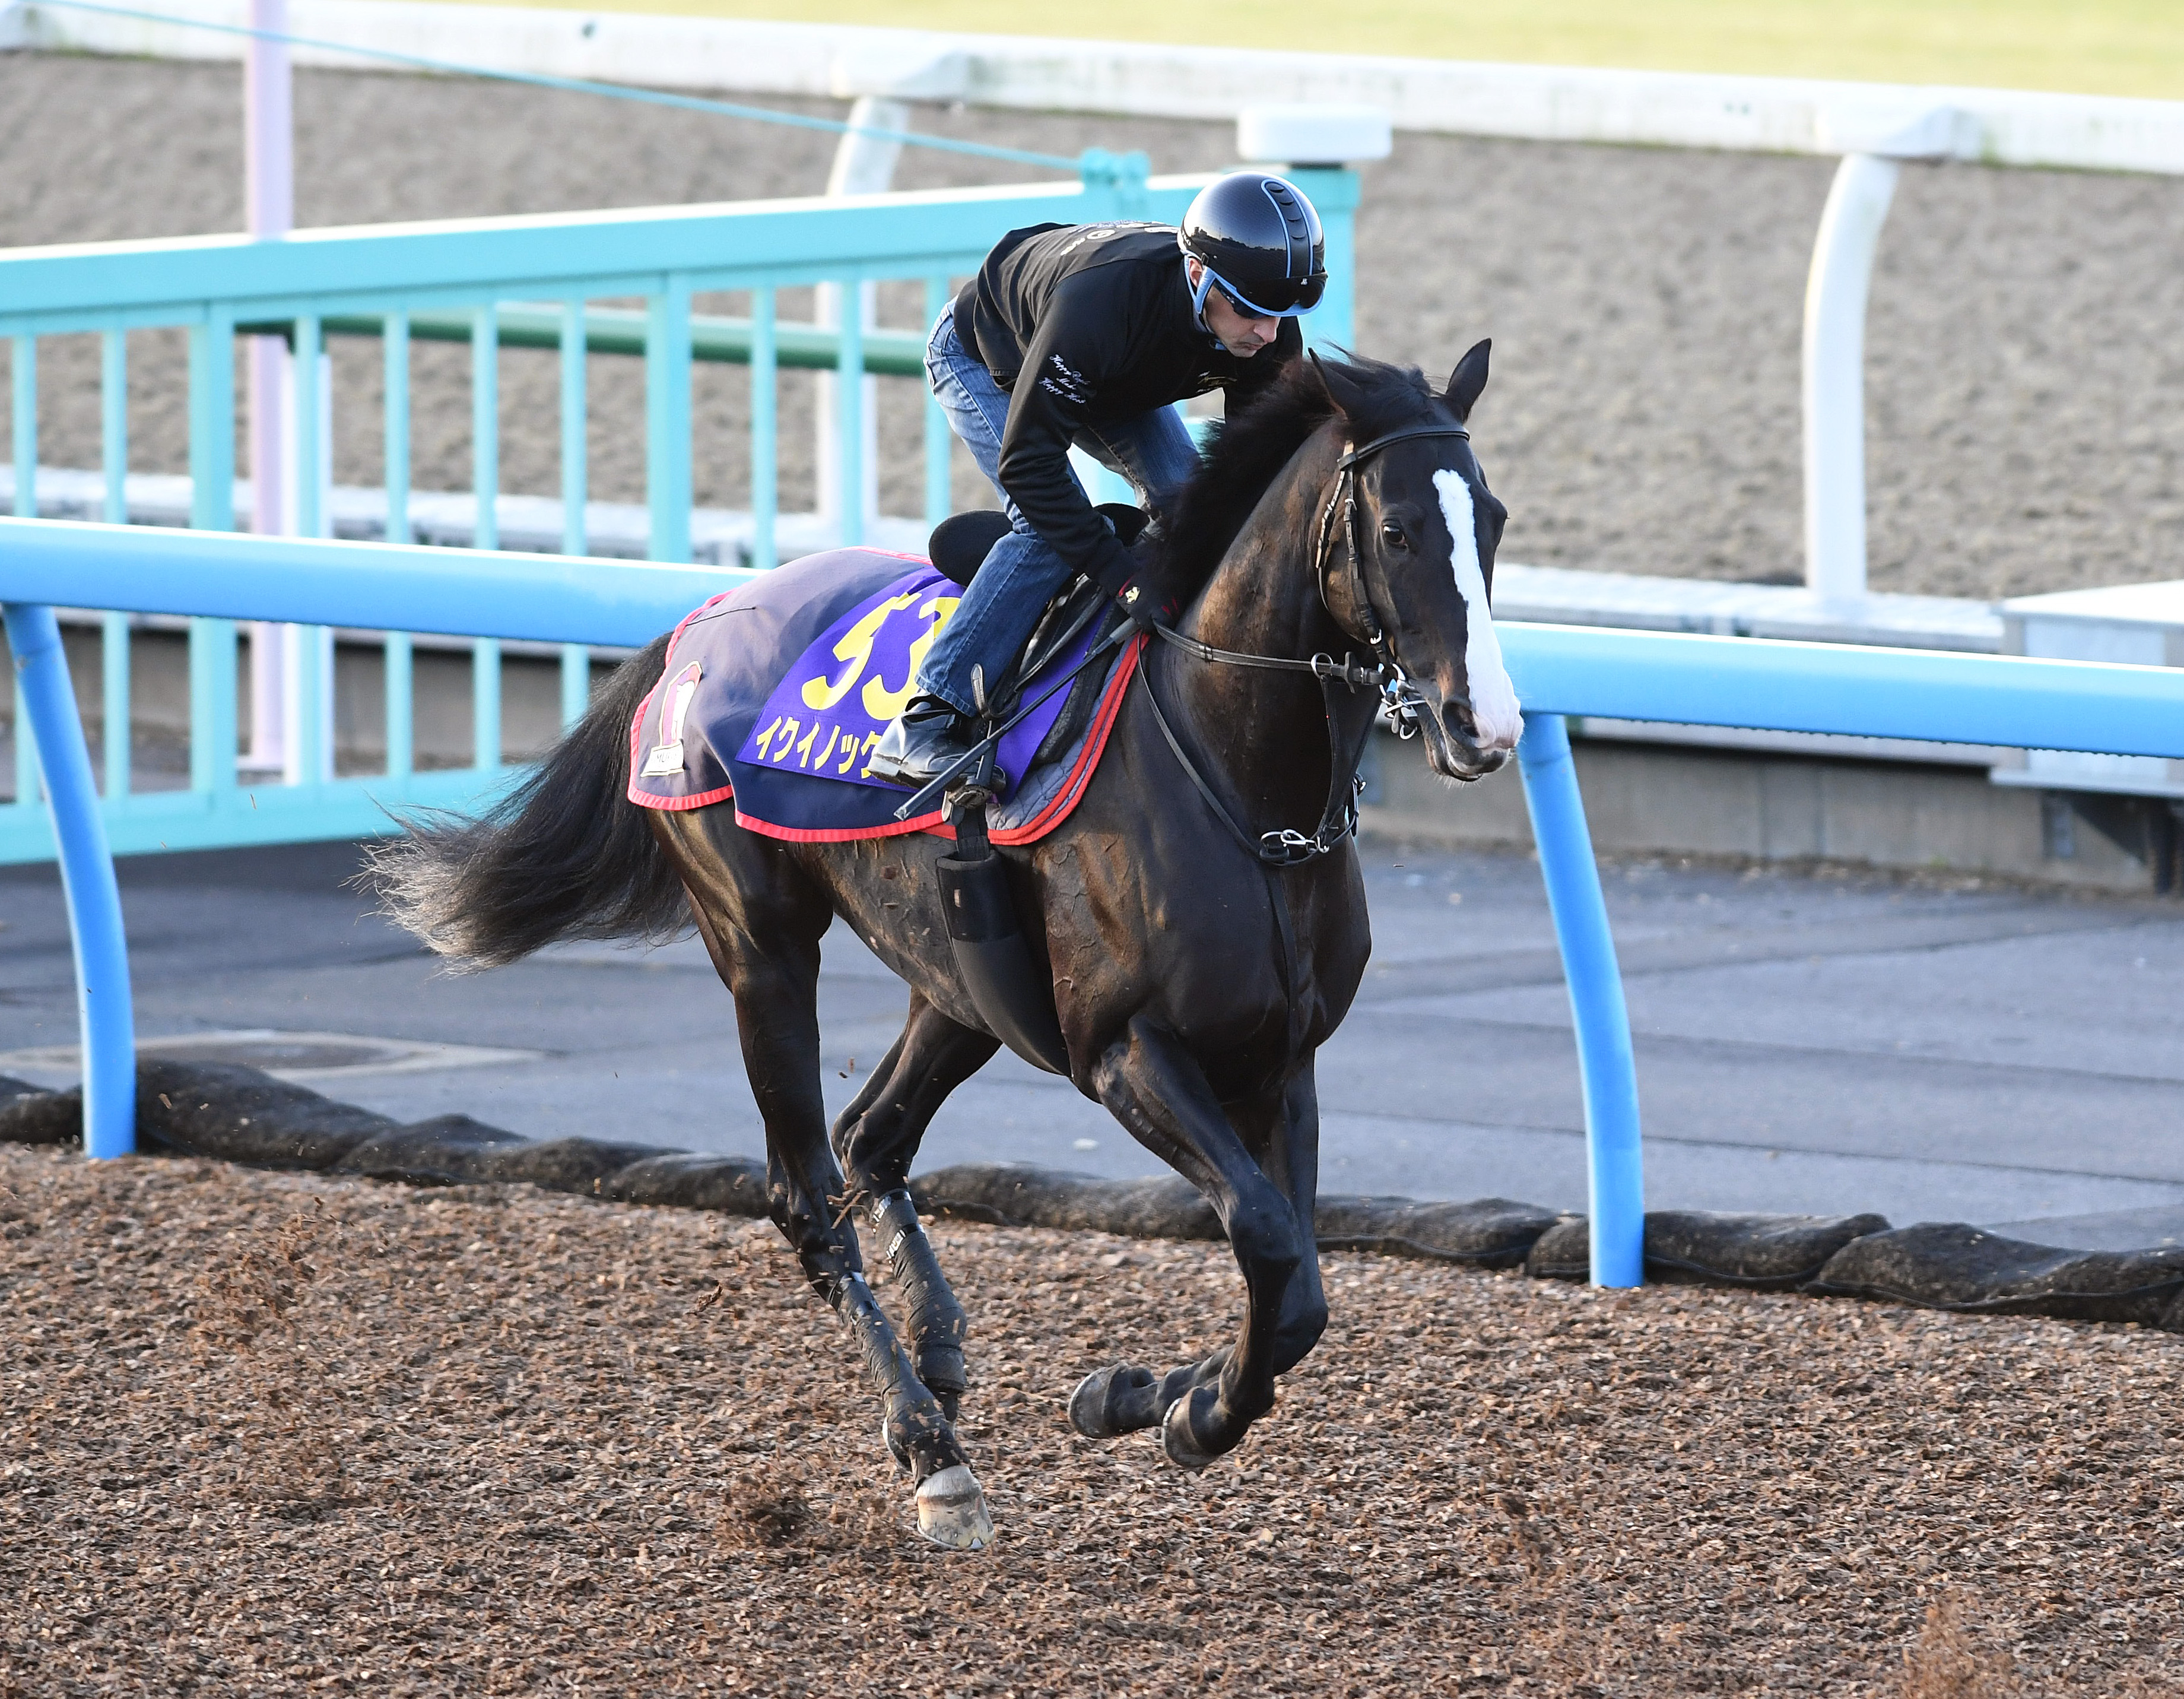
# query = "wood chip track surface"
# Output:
<box><xmin>4</xmin><ymin>1146</ymin><xmax>2180</xmax><ymax>1697</ymax></box>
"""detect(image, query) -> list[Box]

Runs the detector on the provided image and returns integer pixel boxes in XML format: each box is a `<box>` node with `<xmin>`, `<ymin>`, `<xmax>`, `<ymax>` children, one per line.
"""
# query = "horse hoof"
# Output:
<box><xmin>1160</xmin><ymin>1389</ymin><xmax>1220</xmax><ymax>1472</ymax></box>
<box><xmin>1069</xmin><ymin>1364</ymin><xmax>1157</xmax><ymax>1438</ymax></box>
<box><xmin>913</xmin><ymin>1465</ymin><xmax>993</xmax><ymax>1551</ymax></box>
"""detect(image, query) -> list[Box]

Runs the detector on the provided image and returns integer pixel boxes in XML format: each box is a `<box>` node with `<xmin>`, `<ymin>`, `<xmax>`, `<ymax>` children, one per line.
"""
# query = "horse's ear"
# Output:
<box><xmin>1307</xmin><ymin>348</ymin><xmax>1373</xmax><ymax>421</ymax></box>
<box><xmin>1443</xmin><ymin>338</ymin><xmax>1491</xmax><ymax>422</ymax></box>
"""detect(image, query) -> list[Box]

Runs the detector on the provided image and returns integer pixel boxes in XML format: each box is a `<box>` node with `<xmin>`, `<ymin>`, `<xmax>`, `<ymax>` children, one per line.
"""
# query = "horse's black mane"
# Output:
<box><xmin>1144</xmin><ymin>353</ymin><xmax>1439</xmax><ymax>609</ymax></box>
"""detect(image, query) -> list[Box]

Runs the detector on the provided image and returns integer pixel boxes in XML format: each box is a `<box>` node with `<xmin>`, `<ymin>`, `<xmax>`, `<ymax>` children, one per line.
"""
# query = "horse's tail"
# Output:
<box><xmin>363</xmin><ymin>633</ymin><xmax>688</xmax><ymax>970</ymax></box>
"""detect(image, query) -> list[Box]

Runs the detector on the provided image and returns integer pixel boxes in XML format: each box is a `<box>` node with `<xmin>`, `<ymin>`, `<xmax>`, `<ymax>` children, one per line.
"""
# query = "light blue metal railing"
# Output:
<box><xmin>0</xmin><ymin>164</ymin><xmax>1363</xmax><ymax>863</ymax></box>
<box><xmin>1498</xmin><ymin>623</ymin><xmax>2184</xmax><ymax>1285</ymax></box>
<box><xmin>1</xmin><ymin>517</ymin><xmax>747</xmax><ymax>1158</ymax></box>
<box><xmin>8</xmin><ymin>515</ymin><xmax>2183</xmax><ymax>1278</ymax></box>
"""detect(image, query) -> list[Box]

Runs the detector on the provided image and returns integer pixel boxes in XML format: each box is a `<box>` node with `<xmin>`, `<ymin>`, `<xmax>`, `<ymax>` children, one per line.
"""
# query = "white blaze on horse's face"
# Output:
<box><xmin>1432</xmin><ymin>469</ymin><xmax>1523</xmax><ymax>753</ymax></box>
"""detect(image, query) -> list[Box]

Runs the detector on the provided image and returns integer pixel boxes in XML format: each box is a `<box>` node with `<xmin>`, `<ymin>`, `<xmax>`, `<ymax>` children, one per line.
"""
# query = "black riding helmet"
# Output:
<box><xmin>1177</xmin><ymin>172</ymin><xmax>1328</xmax><ymax>321</ymax></box>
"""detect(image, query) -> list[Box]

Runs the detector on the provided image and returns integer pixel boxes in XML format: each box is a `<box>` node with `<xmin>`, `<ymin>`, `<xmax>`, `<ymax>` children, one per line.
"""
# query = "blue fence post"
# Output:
<box><xmin>100</xmin><ymin>328</ymin><xmax>131</xmax><ymax>800</ymax></box>
<box><xmin>385</xmin><ymin>311</ymin><xmax>411</xmax><ymax>544</ymax></box>
<box><xmin>3</xmin><ymin>602</ymin><xmax>135</xmax><ymax>1158</ymax></box>
<box><xmin>834</xmin><ymin>275</ymin><xmax>865</xmax><ymax>549</ymax></box>
<box><xmin>12</xmin><ymin>336</ymin><xmax>39</xmax><ymax>814</ymax></box>
<box><xmin>559</xmin><ymin>295</ymin><xmax>591</xmax><ymax>728</ymax></box>
<box><xmin>385</xmin><ymin>310</ymin><xmax>415</xmax><ymax>774</ymax></box>
<box><xmin>646</xmin><ymin>274</ymin><xmax>694</xmax><ymax>564</ymax></box>
<box><xmin>1516</xmin><ymin>711</ymin><xmax>1644</xmax><ymax>1287</ymax></box>
<box><xmin>11</xmin><ymin>334</ymin><xmax>33</xmax><ymax>518</ymax></box>
<box><xmin>922</xmin><ymin>274</ymin><xmax>951</xmax><ymax>531</ymax></box>
<box><xmin>186</xmin><ymin>313</ymin><xmax>239</xmax><ymax>797</ymax></box>
<box><xmin>748</xmin><ymin>283</ymin><xmax>778</xmax><ymax>572</ymax></box>
<box><xmin>290</xmin><ymin>316</ymin><xmax>331</xmax><ymax>784</ymax></box>
<box><xmin>560</xmin><ymin>296</ymin><xmax>587</xmax><ymax>557</ymax></box>
<box><xmin>471</xmin><ymin>302</ymin><xmax>502</xmax><ymax>768</ymax></box>
<box><xmin>385</xmin><ymin>631</ymin><xmax>413</xmax><ymax>780</ymax></box>
<box><xmin>1287</xmin><ymin>167</ymin><xmax>1361</xmax><ymax>357</ymax></box>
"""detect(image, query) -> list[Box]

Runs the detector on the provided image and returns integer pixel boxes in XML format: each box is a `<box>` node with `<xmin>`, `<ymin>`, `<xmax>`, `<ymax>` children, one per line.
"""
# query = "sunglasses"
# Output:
<box><xmin>1204</xmin><ymin>265</ymin><xmax>1327</xmax><ymax>321</ymax></box>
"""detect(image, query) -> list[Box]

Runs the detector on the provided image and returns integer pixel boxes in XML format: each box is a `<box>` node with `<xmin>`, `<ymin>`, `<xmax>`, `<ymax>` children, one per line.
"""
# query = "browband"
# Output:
<box><xmin>1335</xmin><ymin>421</ymin><xmax>1470</xmax><ymax>470</ymax></box>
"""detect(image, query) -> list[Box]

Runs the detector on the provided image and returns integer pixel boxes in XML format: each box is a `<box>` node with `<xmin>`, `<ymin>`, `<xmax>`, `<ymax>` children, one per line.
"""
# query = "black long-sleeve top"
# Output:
<box><xmin>952</xmin><ymin>221</ymin><xmax>1302</xmax><ymax>594</ymax></box>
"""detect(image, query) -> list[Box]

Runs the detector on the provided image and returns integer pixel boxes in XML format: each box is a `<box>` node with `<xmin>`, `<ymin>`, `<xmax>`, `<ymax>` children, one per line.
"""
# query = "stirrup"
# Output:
<box><xmin>866</xmin><ymin>698</ymin><xmax>982</xmax><ymax>790</ymax></box>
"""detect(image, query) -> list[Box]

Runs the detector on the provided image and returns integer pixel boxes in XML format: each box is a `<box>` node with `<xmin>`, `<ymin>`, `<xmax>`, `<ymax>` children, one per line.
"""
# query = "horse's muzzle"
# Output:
<box><xmin>1423</xmin><ymin>698</ymin><xmax>1511</xmax><ymax>783</ymax></box>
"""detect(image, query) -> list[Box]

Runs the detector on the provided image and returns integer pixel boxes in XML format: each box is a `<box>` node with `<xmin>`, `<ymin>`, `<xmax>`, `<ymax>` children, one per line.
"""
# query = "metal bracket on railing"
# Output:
<box><xmin>1078</xmin><ymin>148</ymin><xmax>1152</xmax><ymax>217</ymax></box>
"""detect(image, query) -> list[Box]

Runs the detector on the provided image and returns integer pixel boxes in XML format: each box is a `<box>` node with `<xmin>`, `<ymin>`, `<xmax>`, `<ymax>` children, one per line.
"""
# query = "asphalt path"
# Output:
<box><xmin>2</xmin><ymin>838</ymin><xmax>2179</xmax><ymax>1251</ymax></box>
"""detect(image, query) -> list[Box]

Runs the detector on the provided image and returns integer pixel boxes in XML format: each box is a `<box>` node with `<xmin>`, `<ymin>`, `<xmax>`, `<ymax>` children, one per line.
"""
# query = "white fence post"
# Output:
<box><xmin>1235</xmin><ymin>104</ymin><xmax>1389</xmax><ymax>359</ymax></box>
<box><xmin>1801</xmin><ymin>153</ymin><xmax>1899</xmax><ymax>604</ymax></box>
<box><xmin>814</xmin><ymin>97</ymin><xmax>905</xmax><ymax>544</ymax></box>
<box><xmin>814</xmin><ymin>51</ymin><xmax>972</xmax><ymax>544</ymax></box>
<box><xmin>1801</xmin><ymin>106</ymin><xmax>1962</xmax><ymax>603</ymax></box>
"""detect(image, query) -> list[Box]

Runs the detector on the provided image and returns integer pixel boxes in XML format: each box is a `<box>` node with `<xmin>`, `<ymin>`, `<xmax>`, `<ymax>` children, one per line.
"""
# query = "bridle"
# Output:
<box><xmin>1313</xmin><ymin>419</ymin><xmax>1478</xmax><ymax>740</ymax></box>
<box><xmin>1138</xmin><ymin>416</ymin><xmax>1477</xmax><ymax>868</ymax></box>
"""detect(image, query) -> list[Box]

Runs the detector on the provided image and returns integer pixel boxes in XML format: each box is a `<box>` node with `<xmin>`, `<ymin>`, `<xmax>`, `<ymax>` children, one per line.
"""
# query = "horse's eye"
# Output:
<box><xmin>1380</xmin><ymin>521</ymin><xmax>1407</xmax><ymax>549</ymax></box>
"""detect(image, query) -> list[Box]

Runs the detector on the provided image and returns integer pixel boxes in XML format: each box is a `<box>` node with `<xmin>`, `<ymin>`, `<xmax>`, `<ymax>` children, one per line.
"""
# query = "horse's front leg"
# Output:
<box><xmin>1083</xmin><ymin>1017</ymin><xmax>1314</xmax><ymax>1469</ymax></box>
<box><xmin>1255</xmin><ymin>1063</ymin><xmax>1331</xmax><ymax>1377</ymax></box>
<box><xmin>1068</xmin><ymin>1065</ymin><xmax>1330</xmax><ymax>1446</ymax></box>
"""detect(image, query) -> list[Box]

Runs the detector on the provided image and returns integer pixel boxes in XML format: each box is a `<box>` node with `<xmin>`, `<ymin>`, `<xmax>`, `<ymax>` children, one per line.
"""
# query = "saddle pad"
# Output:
<box><xmin>625</xmin><ymin>546</ymin><xmax>1142</xmax><ymax>845</ymax></box>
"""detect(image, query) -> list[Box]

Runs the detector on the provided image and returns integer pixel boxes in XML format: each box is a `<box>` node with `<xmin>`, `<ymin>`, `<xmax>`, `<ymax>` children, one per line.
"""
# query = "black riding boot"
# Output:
<box><xmin>867</xmin><ymin>695</ymin><xmax>982</xmax><ymax>789</ymax></box>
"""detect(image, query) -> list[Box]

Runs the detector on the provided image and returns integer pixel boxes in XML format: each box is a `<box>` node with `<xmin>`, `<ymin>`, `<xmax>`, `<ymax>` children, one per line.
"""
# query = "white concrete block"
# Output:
<box><xmin>1237</xmin><ymin>103</ymin><xmax>1393</xmax><ymax>164</ymax></box>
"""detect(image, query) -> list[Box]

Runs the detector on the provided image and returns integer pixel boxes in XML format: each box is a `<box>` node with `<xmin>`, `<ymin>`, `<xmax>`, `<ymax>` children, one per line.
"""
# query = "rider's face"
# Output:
<box><xmin>1191</xmin><ymin>262</ymin><xmax>1280</xmax><ymax>356</ymax></box>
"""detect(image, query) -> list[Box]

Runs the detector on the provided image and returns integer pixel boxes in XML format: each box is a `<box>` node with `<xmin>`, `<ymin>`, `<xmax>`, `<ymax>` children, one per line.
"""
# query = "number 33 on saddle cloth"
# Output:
<box><xmin>626</xmin><ymin>545</ymin><xmax>1143</xmax><ymax>844</ymax></box>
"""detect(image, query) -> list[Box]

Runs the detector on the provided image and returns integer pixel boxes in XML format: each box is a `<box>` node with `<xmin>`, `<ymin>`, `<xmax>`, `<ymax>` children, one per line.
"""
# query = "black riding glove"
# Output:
<box><xmin>1116</xmin><ymin>579</ymin><xmax>1181</xmax><ymax>631</ymax></box>
<box><xmin>1092</xmin><ymin>534</ymin><xmax>1179</xmax><ymax>632</ymax></box>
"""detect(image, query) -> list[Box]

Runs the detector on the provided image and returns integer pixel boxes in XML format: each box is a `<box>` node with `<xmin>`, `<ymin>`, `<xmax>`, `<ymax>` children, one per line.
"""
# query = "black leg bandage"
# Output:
<box><xmin>869</xmin><ymin>1188</ymin><xmax>969</xmax><ymax>1400</ymax></box>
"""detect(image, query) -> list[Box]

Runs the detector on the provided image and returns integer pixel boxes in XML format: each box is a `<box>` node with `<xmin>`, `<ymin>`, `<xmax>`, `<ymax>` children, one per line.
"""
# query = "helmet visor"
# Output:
<box><xmin>1208</xmin><ymin>265</ymin><xmax>1328</xmax><ymax>319</ymax></box>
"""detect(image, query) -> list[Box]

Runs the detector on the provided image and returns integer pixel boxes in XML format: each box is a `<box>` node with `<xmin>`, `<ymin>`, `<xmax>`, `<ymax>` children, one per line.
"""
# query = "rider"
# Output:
<box><xmin>866</xmin><ymin>172</ymin><xmax>1329</xmax><ymax>789</ymax></box>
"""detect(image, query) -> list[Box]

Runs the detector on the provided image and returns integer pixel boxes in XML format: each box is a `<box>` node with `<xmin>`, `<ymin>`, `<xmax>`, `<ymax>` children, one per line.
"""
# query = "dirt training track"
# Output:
<box><xmin>3</xmin><ymin>55</ymin><xmax>2182</xmax><ymax>600</ymax></box>
<box><xmin>2</xmin><ymin>1145</ymin><xmax>2178</xmax><ymax>1696</ymax></box>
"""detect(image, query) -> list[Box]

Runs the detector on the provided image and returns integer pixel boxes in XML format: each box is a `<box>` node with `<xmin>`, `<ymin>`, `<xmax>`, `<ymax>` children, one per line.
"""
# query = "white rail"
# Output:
<box><xmin>12</xmin><ymin>1</ymin><xmax>2182</xmax><ymax>173</ymax></box>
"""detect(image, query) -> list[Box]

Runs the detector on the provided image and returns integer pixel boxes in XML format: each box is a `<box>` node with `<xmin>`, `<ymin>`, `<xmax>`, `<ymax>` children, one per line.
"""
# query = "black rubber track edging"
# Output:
<box><xmin>5</xmin><ymin>1061</ymin><xmax>2180</xmax><ymax>1332</ymax></box>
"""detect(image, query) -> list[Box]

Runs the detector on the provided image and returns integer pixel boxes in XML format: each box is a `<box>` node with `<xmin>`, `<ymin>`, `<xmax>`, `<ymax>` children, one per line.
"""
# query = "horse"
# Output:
<box><xmin>370</xmin><ymin>346</ymin><xmax>1519</xmax><ymax>1549</ymax></box>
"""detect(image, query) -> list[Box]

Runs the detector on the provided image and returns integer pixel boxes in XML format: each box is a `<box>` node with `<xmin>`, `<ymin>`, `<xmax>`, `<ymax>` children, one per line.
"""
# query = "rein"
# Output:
<box><xmin>1139</xmin><ymin>417</ymin><xmax>1475</xmax><ymax>870</ymax></box>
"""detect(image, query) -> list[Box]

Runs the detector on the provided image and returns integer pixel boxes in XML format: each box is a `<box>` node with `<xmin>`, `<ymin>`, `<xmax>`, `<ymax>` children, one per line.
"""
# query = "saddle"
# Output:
<box><xmin>916</xmin><ymin>501</ymin><xmax>1149</xmax><ymax>758</ymax></box>
<box><xmin>926</xmin><ymin>502</ymin><xmax>1151</xmax><ymax>589</ymax></box>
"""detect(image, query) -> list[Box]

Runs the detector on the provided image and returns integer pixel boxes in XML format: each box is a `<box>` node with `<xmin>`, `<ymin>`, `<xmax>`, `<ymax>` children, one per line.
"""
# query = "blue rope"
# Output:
<box><xmin>31</xmin><ymin>0</ymin><xmax>1100</xmax><ymax>175</ymax></box>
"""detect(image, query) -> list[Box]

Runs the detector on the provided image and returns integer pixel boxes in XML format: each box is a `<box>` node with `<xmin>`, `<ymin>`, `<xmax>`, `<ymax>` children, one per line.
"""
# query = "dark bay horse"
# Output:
<box><xmin>373</xmin><ymin>348</ymin><xmax>1518</xmax><ymax>1549</ymax></box>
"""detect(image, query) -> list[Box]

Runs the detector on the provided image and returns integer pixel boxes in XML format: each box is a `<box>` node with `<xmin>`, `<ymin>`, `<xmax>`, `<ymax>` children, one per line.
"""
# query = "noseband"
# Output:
<box><xmin>1141</xmin><ymin>417</ymin><xmax>1476</xmax><ymax>867</ymax></box>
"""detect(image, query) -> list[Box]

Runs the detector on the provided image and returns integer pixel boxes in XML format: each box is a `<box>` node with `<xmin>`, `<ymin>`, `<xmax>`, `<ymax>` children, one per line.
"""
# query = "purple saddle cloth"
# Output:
<box><xmin>625</xmin><ymin>546</ymin><xmax>1138</xmax><ymax>844</ymax></box>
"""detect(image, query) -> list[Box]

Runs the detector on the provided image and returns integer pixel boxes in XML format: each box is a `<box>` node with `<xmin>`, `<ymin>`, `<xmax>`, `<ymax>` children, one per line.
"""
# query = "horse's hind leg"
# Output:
<box><xmin>831</xmin><ymin>991</ymin><xmax>1000</xmax><ymax>1424</ymax></box>
<box><xmin>656</xmin><ymin>815</ymin><xmax>991</xmax><ymax>1548</ymax></box>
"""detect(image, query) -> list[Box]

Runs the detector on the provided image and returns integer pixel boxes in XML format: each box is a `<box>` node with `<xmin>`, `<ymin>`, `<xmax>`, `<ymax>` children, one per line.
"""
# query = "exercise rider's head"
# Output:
<box><xmin>1187</xmin><ymin>261</ymin><xmax>1282</xmax><ymax>356</ymax></box>
<box><xmin>1179</xmin><ymin>173</ymin><xmax>1328</xmax><ymax>356</ymax></box>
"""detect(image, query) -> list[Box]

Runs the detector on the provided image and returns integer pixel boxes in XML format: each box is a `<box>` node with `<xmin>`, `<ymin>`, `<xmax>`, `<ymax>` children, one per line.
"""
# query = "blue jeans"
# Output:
<box><xmin>916</xmin><ymin>305</ymin><xmax>1201</xmax><ymax>717</ymax></box>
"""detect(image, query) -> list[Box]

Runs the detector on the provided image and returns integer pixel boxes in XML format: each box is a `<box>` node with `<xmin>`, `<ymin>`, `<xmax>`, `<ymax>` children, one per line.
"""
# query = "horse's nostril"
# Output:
<box><xmin>1443</xmin><ymin>700</ymin><xmax>1480</xmax><ymax>744</ymax></box>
